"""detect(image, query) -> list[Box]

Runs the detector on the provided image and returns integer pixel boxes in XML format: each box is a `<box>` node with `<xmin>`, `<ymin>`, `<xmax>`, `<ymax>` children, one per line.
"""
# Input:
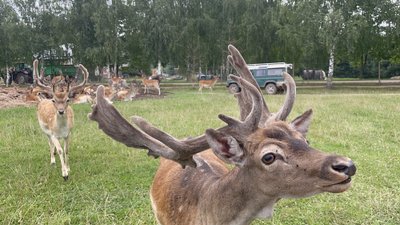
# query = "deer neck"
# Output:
<box><xmin>54</xmin><ymin>106</ymin><xmax>73</xmax><ymax>136</ymax></box>
<box><xmin>200</xmin><ymin>166</ymin><xmax>277</xmax><ymax>224</ymax></box>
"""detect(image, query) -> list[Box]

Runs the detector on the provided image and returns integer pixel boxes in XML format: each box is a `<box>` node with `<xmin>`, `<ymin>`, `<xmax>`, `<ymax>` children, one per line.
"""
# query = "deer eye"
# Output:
<box><xmin>66</xmin><ymin>98</ymin><xmax>70</xmax><ymax>102</ymax></box>
<box><xmin>262</xmin><ymin>153</ymin><xmax>276</xmax><ymax>165</ymax></box>
<box><xmin>51</xmin><ymin>99</ymin><xmax>56</xmax><ymax>103</ymax></box>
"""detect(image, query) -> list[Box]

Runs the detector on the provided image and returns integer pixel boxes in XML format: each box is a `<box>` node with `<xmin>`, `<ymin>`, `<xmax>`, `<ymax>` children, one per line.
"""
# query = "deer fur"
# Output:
<box><xmin>25</xmin><ymin>86</ymin><xmax>43</xmax><ymax>102</ymax></box>
<box><xmin>141</xmin><ymin>75</ymin><xmax>161</xmax><ymax>95</ymax></box>
<box><xmin>198</xmin><ymin>76</ymin><xmax>219</xmax><ymax>92</ymax></box>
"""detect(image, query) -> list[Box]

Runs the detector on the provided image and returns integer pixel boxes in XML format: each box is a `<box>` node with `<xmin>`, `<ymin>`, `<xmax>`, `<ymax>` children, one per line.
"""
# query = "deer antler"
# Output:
<box><xmin>227</xmin><ymin>45</ymin><xmax>296</xmax><ymax>124</ymax></box>
<box><xmin>33</xmin><ymin>59</ymin><xmax>52</xmax><ymax>95</ymax></box>
<box><xmin>274</xmin><ymin>72</ymin><xmax>296</xmax><ymax>121</ymax></box>
<box><xmin>68</xmin><ymin>64</ymin><xmax>88</xmax><ymax>95</ymax></box>
<box><xmin>89</xmin><ymin>85</ymin><xmax>198</xmax><ymax>168</ymax></box>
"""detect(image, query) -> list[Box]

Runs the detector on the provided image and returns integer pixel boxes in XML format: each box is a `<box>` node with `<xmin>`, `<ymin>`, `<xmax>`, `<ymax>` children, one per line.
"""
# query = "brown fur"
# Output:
<box><xmin>198</xmin><ymin>76</ymin><xmax>219</xmax><ymax>92</ymax></box>
<box><xmin>141</xmin><ymin>75</ymin><xmax>161</xmax><ymax>95</ymax></box>
<box><xmin>25</xmin><ymin>86</ymin><xmax>43</xmax><ymax>102</ymax></box>
<box><xmin>37</xmin><ymin>98</ymin><xmax>74</xmax><ymax>131</ymax></box>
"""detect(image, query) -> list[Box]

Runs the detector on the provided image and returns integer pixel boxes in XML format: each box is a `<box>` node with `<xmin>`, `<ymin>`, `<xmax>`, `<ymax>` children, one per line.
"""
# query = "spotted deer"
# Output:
<box><xmin>141</xmin><ymin>74</ymin><xmax>161</xmax><ymax>95</ymax></box>
<box><xmin>89</xmin><ymin>45</ymin><xmax>356</xmax><ymax>224</ymax></box>
<box><xmin>34</xmin><ymin>59</ymin><xmax>88</xmax><ymax>180</ymax></box>
<box><xmin>198</xmin><ymin>76</ymin><xmax>219</xmax><ymax>92</ymax></box>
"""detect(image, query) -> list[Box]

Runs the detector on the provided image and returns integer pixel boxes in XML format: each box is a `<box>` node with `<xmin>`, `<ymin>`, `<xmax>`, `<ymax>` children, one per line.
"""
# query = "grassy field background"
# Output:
<box><xmin>1</xmin><ymin>87</ymin><xmax>400</xmax><ymax>224</ymax></box>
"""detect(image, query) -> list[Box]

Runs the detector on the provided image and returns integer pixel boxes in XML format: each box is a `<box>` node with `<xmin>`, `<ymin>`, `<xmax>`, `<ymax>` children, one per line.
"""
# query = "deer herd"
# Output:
<box><xmin>27</xmin><ymin>45</ymin><xmax>356</xmax><ymax>224</ymax></box>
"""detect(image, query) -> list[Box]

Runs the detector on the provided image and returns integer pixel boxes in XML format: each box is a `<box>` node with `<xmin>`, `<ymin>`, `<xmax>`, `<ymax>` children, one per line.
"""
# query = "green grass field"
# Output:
<box><xmin>1</xmin><ymin>87</ymin><xmax>400</xmax><ymax>224</ymax></box>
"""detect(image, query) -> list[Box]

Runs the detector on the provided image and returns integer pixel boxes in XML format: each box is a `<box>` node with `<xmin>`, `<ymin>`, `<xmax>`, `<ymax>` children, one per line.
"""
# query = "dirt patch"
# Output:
<box><xmin>0</xmin><ymin>85</ymin><xmax>36</xmax><ymax>109</ymax></box>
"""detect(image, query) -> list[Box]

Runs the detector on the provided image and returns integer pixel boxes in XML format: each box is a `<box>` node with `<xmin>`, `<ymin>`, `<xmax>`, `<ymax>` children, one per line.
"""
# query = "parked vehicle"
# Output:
<box><xmin>2</xmin><ymin>61</ymin><xmax>77</xmax><ymax>85</ymax></box>
<box><xmin>197</xmin><ymin>72</ymin><xmax>214</xmax><ymax>80</ymax></box>
<box><xmin>227</xmin><ymin>62</ymin><xmax>293</xmax><ymax>94</ymax></box>
<box><xmin>3</xmin><ymin>63</ymin><xmax>34</xmax><ymax>85</ymax></box>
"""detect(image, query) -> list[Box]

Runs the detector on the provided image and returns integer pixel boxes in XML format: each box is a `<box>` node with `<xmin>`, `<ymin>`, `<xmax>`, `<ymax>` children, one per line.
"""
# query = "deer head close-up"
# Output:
<box><xmin>89</xmin><ymin>45</ymin><xmax>356</xmax><ymax>225</ymax></box>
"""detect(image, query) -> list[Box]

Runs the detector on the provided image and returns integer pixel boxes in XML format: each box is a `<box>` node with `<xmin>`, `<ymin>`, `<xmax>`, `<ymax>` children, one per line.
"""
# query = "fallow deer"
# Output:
<box><xmin>141</xmin><ymin>74</ymin><xmax>161</xmax><ymax>95</ymax></box>
<box><xmin>89</xmin><ymin>45</ymin><xmax>356</xmax><ymax>224</ymax></box>
<box><xmin>72</xmin><ymin>85</ymin><xmax>95</xmax><ymax>104</ymax></box>
<box><xmin>72</xmin><ymin>93</ymin><xmax>93</xmax><ymax>104</ymax></box>
<box><xmin>198</xmin><ymin>76</ymin><xmax>219</xmax><ymax>92</ymax></box>
<box><xmin>25</xmin><ymin>68</ymin><xmax>49</xmax><ymax>102</ymax></box>
<box><xmin>115</xmin><ymin>81</ymin><xmax>139</xmax><ymax>101</ymax></box>
<box><xmin>35</xmin><ymin>59</ymin><xmax>88</xmax><ymax>180</ymax></box>
<box><xmin>25</xmin><ymin>86</ymin><xmax>43</xmax><ymax>102</ymax></box>
<box><xmin>101</xmin><ymin>76</ymin><xmax>125</xmax><ymax>102</ymax></box>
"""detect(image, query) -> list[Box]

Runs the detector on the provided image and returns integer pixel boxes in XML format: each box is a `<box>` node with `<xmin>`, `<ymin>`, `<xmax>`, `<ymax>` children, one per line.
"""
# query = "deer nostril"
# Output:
<box><xmin>58</xmin><ymin>111</ymin><xmax>64</xmax><ymax>115</ymax></box>
<box><xmin>332</xmin><ymin>161</ymin><xmax>356</xmax><ymax>176</ymax></box>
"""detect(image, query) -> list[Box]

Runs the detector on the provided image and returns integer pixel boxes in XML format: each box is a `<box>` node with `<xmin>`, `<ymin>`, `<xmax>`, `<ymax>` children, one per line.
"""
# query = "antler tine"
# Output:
<box><xmin>274</xmin><ymin>72</ymin><xmax>296</xmax><ymax>121</ymax></box>
<box><xmin>217</xmin><ymin>75</ymin><xmax>263</xmax><ymax>142</ymax></box>
<box><xmin>131</xmin><ymin>116</ymin><xmax>210</xmax><ymax>156</ymax></box>
<box><xmin>227</xmin><ymin>45</ymin><xmax>271</xmax><ymax>125</ymax></box>
<box><xmin>39</xmin><ymin>67</ymin><xmax>45</xmax><ymax>80</ymax></box>
<box><xmin>69</xmin><ymin>64</ymin><xmax>89</xmax><ymax>95</ymax></box>
<box><xmin>88</xmin><ymin>85</ymin><xmax>197</xmax><ymax>168</ymax></box>
<box><xmin>33</xmin><ymin>59</ymin><xmax>52</xmax><ymax>93</ymax></box>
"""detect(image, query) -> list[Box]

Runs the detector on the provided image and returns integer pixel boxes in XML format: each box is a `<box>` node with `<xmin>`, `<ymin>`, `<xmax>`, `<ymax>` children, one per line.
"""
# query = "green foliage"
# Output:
<box><xmin>0</xmin><ymin>0</ymin><xmax>399</xmax><ymax>78</ymax></box>
<box><xmin>0</xmin><ymin>88</ymin><xmax>400</xmax><ymax>224</ymax></box>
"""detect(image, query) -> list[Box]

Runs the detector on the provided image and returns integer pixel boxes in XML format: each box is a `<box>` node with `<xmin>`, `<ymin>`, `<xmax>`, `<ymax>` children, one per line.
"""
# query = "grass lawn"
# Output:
<box><xmin>0</xmin><ymin>87</ymin><xmax>399</xmax><ymax>224</ymax></box>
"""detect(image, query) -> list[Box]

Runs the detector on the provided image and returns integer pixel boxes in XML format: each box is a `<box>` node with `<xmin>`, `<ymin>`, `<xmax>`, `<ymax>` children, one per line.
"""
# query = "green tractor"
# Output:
<box><xmin>3</xmin><ymin>61</ymin><xmax>77</xmax><ymax>85</ymax></box>
<box><xmin>4</xmin><ymin>63</ymin><xmax>34</xmax><ymax>85</ymax></box>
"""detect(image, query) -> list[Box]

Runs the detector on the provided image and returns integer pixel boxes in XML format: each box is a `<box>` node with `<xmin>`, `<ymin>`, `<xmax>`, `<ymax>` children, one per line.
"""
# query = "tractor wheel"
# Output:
<box><xmin>228</xmin><ymin>83</ymin><xmax>241</xmax><ymax>94</ymax></box>
<box><xmin>265</xmin><ymin>83</ymin><xmax>277</xmax><ymax>95</ymax></box>
<box><xmin>15</xmin><ymin>73</ymin><xmax>27</xmax><ymax>84</ymax></box>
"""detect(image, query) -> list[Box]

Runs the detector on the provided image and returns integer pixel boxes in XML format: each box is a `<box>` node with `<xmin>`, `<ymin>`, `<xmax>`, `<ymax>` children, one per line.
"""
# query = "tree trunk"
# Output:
<box><xmin>6</xmin><ymin>65</ymin><xmax>10</xmax><ymax>87</ymax></box>
<box><xmin>326</xmin><ymin>47</ymin><xmax>335</xmax><ymax>89</ymax></box>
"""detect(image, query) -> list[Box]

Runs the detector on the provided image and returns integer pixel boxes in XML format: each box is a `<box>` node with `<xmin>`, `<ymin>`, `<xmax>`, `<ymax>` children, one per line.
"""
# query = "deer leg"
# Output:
<box><xmin>50</xmin><ymin>136</ymin><xmax>69</xmax><ymax>180</ymax></box>
<box><xmin>199</xmin><ymin>86</ymin><xmax>203</xmax><ymax>92</ymax></box>
<box><xmin>64</xmin><ymin>136</ymin><xmax>70</xmax><ymax>172</ymax></box>
<box><xmin>47</xmin><ymin>136</ymin><xmax>56</xmax><ymax>165</ymax></box>
<box><xmin>157</xmin><ymin>87</ymin><xmax>160</xmax><ymax>95</ymax></box>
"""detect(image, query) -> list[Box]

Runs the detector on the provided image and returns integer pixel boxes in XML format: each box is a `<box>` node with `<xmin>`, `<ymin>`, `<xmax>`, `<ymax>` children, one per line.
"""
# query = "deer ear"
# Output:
<box><xmin>290</xmin><ymin>109</ymin><xmax>313</xmax><ymax>137</ymax></box>
<box><xmin>205</xmin><ymin>129</ymin><xmax>245</xmax><ymax>167</ymax></box>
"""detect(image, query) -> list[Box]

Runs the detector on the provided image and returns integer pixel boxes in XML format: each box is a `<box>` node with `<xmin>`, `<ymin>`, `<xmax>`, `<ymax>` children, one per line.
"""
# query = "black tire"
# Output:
<box><xmin>228</xmin><ymin>83</ymin><xmax>241</xmax><ymax>93</ymax></box>
<box><xmin>265</xmin><ymin>83</ymin><xmax>277</xmax><ymax>95</ymax></box>
<box><xmin>15</xmin><ymin>73</ymin><xmax>27</xmax><ymax>84</ymax></box>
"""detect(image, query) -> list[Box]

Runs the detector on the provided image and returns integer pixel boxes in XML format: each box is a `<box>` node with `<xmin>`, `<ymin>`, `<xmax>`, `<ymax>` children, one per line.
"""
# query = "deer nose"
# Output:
<box><xmin>332</xmin><ymin>161</ymin><xmax>356</xmax><ymax>176</ymax></box>
<box><xmin>58</xmin><ymin>110</ymin><xmax>65</xmax><ymax>115</ymax></box>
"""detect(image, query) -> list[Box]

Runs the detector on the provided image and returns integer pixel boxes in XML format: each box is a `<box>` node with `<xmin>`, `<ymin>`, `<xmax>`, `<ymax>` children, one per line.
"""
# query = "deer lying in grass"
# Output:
<box><xmin>115</xmin><ymin>81</ymin><xmax>139</xmax><ymax>101</ymax></box>
<box><xmin>34</xmin><ymin>59</ymin><xmax>88</xmax><ymax>180</ymax></box>
<box><xmin>25</xmin><ymin>68</ymin><xmax>49</xmax><ymax>102</ymax></box>
<box><xmin>198</xmin><ymin>75</ymin><xmax>219</xmax><ymax>92</ymax></box>
<box><xmin>71</xmin><ymin>85</ymin><xmax>95</xmax><ymax>104</ymax></box>
<box><xmin>141</xmin><ymin>74</ymin><xmax>161</xmax><ymax>95</ymax></box>
<box><xmin>25</xmin><ymin>86</ymin><xmax>43</xmax><ymax>102</ymax></box>
<box><xmin>89</xmin><ymin>45</ymin><xmax>356</xmax><ymax>224</ymax></box>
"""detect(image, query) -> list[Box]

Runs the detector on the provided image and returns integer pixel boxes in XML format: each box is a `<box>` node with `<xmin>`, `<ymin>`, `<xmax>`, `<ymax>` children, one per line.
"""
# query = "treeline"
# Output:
<box><xmin>0</xmin><ymin>0</ymin><xmax>399</xmax><ymax>79</ymax></box>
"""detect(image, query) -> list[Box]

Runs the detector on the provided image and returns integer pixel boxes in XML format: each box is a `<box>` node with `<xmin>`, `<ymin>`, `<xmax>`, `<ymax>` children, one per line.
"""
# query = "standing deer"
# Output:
<box><xmin>198</xmin><ymin>76</ymin><xmax>219</xmax><ymax>92</ymax></box>
<box><xmin>35</xmin><ymin>60</ymin><xmax>88</xmax><ymax>180</ymax></box>
<box><xmin>89</xmin><ymin>45</ymin><xmax>356</xmax><ymax>224</ymax></box>
<box><xmin>141</xmin><ymin>74</ymin><xmax>161</xmax><ymax>95</ymax></box>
